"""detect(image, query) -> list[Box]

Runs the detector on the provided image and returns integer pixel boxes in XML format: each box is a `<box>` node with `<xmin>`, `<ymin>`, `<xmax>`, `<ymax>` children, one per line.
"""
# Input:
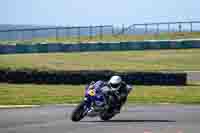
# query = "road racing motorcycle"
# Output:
<box><xmin>71</xmin><ymin>81</ymin><xmax>121</xmax><ymax>122</ymax></box>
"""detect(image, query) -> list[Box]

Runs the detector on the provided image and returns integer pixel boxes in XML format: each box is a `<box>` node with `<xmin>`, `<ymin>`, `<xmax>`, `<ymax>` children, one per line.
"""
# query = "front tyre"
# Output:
<box><xmin>71</xmin><ymin>101</ymin><xmax>87</xmax><ymax>122</ymax></box>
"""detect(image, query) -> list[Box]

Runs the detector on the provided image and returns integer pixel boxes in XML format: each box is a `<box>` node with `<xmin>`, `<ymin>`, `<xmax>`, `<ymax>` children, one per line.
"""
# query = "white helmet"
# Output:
<box><xmin>108</xmin><ymin>75</ymin><xmax>122</xmax><ymax>90</ymax></box>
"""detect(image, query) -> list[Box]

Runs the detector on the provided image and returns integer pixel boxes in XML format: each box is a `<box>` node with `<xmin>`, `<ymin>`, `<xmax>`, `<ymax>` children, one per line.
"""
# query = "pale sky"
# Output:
<box><xmin>0</xmin><ymin>0</ymin><xmax>199</xmax><ymax>26</ymax></box>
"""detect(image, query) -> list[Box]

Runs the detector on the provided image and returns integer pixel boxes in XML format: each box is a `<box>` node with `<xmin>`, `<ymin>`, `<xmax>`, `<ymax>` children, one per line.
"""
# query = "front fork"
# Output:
<box><xmin>83</xmin><ymin>96</ymin><xmax>107</xmax><ymax>115</ymax></box>
<box><xmin>82</xmin><ymin>97</ymin><xmax>92</xmax><ymax>116</ymax></box>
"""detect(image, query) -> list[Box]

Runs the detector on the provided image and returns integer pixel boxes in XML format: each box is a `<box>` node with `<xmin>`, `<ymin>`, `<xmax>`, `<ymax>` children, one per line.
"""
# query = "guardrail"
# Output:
<box><xmin>0</xmin><ymin>39</ymin><xmax>200</xmax><ymax>54</ymax></box>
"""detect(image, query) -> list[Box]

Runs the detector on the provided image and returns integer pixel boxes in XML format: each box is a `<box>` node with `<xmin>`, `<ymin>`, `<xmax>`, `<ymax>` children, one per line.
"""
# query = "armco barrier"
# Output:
<box><xmin>26</xmin><ymin>45</ymin><xmax>38</xmax><ymax>53</ymax></box>
<box><xmin>0</xmin><ymin>40</ymin><xmax>200</xmax><ymax>54</ymax></box>
<box><xmin>47</xmin><ymin>43</ymin><xmax>63</xmax><ymax>52</ymax></box>
<box><xmin>183</xmin><ymin>40</ymin><xmax>200</xmax><ymax>48</ymax></box>
<box><xmin>37</xmin><ymin>44</ymin><xmax>48</xmax><ymax>53</ymax></box>
<box><xmin>0</xmin><ymin>69</ymin><xmax>187</xmax><ymax>85</ymax></box>
<box><xmin>0</xmin><ymin>45</ymin><xmax>16</xmax><ymax>54</ymax></box>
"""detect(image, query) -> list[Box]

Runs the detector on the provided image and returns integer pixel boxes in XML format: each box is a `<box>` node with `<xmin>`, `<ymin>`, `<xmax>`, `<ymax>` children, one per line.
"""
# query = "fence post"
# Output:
<box><xmin>178</xmin><ymin>23</ymin><xmax>182</xmax><ymax>32</ymax></box>
<box><xmin>77</xmin><ymin>27</ymin><xmax>81</xmax><ymax>43</ymax></box>
<box><xmin>168</xmin><ymin>23</ymin><xmax>170</xmax><ymax>33</ymax></box>
<box><xmin>132</xmin><ymin>24</ymin><xmax>135</xmax><ymax>33</ymax></box>
<box><xmin>100</xmin><ymin>25</ymin><xmax>103</xmax><ymax>40</ymax></box>
<box><xmin>145</xmin><ymin>24</ymin><xmax>148</xmax><ymax>34</ymax></box>
<box><xmin>65</xmin><ymin>27</ymin><xmax>69</xmax><ymax>39</ymax></box>
<box><xmin>190</xmin><ymin>22</ymin><xmax>193</xmax><ymax>32</ymax></box>
<box><xmin>112</xmin><ymin>25</ymin><xmax>114</xmax><ymax>35</ymax></box>
<box><xmin>89</xmin><ymin>25</ymin><xmax>93</xmax><ymax>40</ymax></box>
<box><xmin>16</xmin><ymin>31</ymin><xmax>18</xmax><ymax>42</ymax></box>
<box><xmin>56</xmin><ymin>28</ymin><xmax>58</xmax><ymax>41</ymax></box>
<box><xmin>22</xmin><ymin>31</ymin><xmax>25</xmax><ymax>42</ymax></box>
<box><xmin>122</xmin><ymin>24</ymin><xmax>125</xmax><ymax>35</ymax></box>
<box><xmin>31</xmin><ymin>30</ymin><xmax>34</xmax><ymax>41</ymax></box>
<box><xmin>6</xmin><ymin>32</ymin><xmax>9</xmax><ymax>41</ymax></box>
<box><xmin>156</xmin><ymin>24</ymin><xmax>159</xmax><ymax>34</ymax></box>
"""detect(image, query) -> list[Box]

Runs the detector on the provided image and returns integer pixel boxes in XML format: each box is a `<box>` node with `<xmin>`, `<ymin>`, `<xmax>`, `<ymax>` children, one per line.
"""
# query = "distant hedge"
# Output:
<box><xmin>0</xmin><ymin>69</ymin><xmax>187</xmax><ymax>85</ymax></box>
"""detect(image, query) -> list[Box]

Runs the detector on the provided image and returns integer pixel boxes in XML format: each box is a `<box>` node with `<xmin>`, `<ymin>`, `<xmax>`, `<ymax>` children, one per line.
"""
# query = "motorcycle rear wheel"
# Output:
<box><xmin>100</xmin><ymin>111</ymin><xmax>115</xmax><ymax>121</ymax></box>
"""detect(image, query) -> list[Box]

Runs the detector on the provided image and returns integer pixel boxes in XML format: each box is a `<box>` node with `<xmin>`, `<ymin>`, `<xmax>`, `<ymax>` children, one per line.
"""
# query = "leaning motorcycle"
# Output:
<box><xmin>70</xmin><ymin>81</ymin><xmax>120</xmax><ymax>122</ymax></box>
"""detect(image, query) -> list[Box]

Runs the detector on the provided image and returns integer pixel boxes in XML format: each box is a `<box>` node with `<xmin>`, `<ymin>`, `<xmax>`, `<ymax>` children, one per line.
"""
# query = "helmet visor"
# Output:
<box><xmin>110</xmin><ymin>83</ymin><xmax>120</xmax><ymax>89</ymax></box>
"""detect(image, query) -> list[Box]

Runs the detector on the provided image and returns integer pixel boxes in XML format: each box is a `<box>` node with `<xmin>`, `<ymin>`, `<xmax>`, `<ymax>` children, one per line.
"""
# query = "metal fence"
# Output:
<box><xmin>0</xmin><ymin>25</ymin><xmax>114</xmax><ymax>43</ymax></box>
<box><xmin>118</xmin><ymin>21</ymin><xmax>200</xmax><ymax>35</ymax></box>
<box><xmin>0</xmin><ymin>21</ymin><xmax>200</xmax><ymax>44</ymax></box>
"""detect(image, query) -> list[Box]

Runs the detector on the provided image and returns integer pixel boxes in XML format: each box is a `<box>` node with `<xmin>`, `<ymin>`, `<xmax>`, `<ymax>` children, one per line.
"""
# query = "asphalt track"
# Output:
<box><xmin>188</xmin><ymin>71</ymin><xmax>200</xmax><ymax>82</ymax></box>
<box><xmin>1</xmin><ymin>105</ymin><xmax>200</xmax><ymax>133</ymax></box>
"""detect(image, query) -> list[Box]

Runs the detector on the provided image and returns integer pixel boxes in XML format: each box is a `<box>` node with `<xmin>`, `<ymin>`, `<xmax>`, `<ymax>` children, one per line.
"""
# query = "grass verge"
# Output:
<box><xmin>0</xmin><ymin>49</ymin><xmax>200</xmax><ymax>72</ymax></box>
<box><xmin>0</xmin><ymin>83</ymin><xmax>200</xmax><ymax>105</ymax></box>
<box><xmin>0</xmin><ymin>32</ymin><xmax>200</xmax><ymax>44</ymax></box>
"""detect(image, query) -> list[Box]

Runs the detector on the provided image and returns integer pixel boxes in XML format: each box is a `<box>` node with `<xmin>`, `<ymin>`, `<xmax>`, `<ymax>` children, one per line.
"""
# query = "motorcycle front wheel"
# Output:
<box><xmin>71</xmin><ymin>101</ymin><xmax>87</xmax><ymax>122</ymax></box>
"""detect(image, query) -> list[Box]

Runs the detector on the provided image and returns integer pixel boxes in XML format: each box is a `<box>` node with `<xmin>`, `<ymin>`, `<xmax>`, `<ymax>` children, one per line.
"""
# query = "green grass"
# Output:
<box><xmin>0</xmin><ymin>49</ymin><xmax>200</xmax><ymax>72</ymax></box>
<box><xmin>1</xmin><ymin>32</ymin><xmax>200</xmax><ymax>44</ymax></box>
<box><xmin>0</xmin><ymin>84</ymin><xmax>84</xmax><ymax>105</ymax></box>
<box><xmin>0</xmin><ymin>83</ymin><xmax>200</xmax><ymax>105</ymax></box>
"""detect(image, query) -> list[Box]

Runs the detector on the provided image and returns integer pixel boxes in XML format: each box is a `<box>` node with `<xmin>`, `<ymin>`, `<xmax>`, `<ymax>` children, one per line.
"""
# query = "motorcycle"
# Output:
<box><xmin>70</xmin><ymin>81</ymin><xmax>120</xmax><ymax>122</ymax></box>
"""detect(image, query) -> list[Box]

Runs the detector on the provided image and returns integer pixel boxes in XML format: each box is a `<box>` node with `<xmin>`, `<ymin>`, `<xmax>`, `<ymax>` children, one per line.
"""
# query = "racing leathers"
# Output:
<box><xmin>89</xmin><ymin>80</ymin><xmax>133</xmax><ymax>112</ymax></box>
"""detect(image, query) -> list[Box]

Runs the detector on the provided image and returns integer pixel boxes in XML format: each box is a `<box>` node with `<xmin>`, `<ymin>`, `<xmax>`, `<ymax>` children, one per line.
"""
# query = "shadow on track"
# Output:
<box><xmin>81</xmin><ymin>119</ymin><xmax>176</xmax><ymax>123</ymax></box>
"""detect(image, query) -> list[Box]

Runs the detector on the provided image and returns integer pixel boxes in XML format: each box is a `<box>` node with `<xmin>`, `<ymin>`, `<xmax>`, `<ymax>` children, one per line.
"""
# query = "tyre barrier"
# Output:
<box><xmin>0</xmin><ymin>40</ymin><xmax>200</xmax><ymax>54</ymax></box>
<box><xmin>0</xmin><ymin>69</ymin><xmax>187</xmax><ymax>85</ymax></box>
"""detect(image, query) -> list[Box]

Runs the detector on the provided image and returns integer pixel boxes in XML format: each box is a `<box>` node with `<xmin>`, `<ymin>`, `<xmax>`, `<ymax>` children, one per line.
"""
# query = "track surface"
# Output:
<box><xmin>1</xmin><ymin>105</ymin><xmax>200</xmax><ymax>133</ymax></box>
<box><xmin>188</xmin><ymin>71</ymin><xmax>200</xmax><ymax>82</ymax></box>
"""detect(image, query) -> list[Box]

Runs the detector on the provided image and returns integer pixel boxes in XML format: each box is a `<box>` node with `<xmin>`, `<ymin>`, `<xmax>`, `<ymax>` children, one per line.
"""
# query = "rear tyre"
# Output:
<box><xmin>71</xmin><ymin>101</ymin><xmax>86</xmax><ymax>122</ymax></box>
<box><xmin>100</xmin><ymin>112</ymin><xmax>115</xmax><ymax>121</ymax></box>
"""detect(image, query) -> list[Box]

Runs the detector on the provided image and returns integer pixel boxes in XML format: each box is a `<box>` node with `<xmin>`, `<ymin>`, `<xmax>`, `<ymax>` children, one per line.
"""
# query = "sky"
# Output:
<box><xmin>0</xmin><ymin>0</ymin><xmax>200</xmax><ymax>26</ymax></box>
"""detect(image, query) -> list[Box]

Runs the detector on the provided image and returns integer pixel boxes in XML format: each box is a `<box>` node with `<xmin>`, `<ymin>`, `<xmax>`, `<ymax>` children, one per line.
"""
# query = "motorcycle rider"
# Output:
<box><xmin>88</xmin><ymin>75</ymin><xmax>133</xmax><ymax>113</ymax></box>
